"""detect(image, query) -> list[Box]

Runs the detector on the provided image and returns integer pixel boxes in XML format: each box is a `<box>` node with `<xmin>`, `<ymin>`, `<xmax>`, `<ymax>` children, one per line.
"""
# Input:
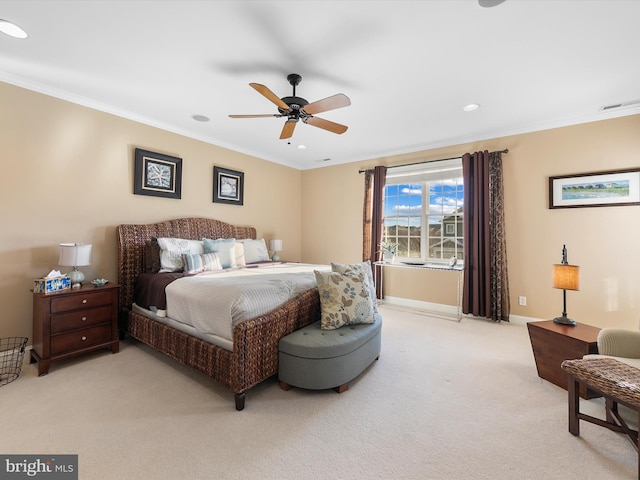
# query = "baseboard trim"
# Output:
<box><xmin>380</xmin><ymin>296</ymin><xmax>542</xmax><ymax>325</ymax></box>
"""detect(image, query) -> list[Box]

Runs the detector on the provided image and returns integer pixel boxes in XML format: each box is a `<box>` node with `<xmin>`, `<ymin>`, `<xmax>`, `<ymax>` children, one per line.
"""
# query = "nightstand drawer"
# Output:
<box><xmin>51</xmin><ymin>290</ymin><xmax>113</xmax><ymax>313</ymax></box>
<box><xmin>51</xmin><ymin>305</ymin><xmax>112</xmax><ymax>334</ymax></box>
<box><xmin>51</xmin><ymin>324</ymin><xmax>112</xmax><ymax>356</ymax></box>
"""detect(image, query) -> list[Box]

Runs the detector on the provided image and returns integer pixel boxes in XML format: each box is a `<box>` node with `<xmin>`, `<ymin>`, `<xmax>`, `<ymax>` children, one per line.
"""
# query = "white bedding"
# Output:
<box><xmin>162</xmin><ymin>263</ymin><xmax>329</xmax><ymax>348</ymax></box>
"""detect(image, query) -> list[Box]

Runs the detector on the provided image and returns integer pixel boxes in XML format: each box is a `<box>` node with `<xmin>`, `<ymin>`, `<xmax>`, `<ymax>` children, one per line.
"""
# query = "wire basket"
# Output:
<box><xmin>0</xmin><ymin>337</ymin><xmax>28</xmax><ymax>387</ymax></box>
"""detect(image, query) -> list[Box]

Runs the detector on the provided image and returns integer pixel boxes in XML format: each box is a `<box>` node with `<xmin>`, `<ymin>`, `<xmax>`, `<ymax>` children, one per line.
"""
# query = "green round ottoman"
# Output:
<box><xmin>278</xmin><ymin>313</ymin><xmax>382</xmax><ymax>393</ymax></box>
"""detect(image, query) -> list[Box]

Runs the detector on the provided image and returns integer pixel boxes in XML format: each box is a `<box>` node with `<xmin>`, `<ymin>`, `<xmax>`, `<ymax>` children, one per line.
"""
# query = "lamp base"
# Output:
<box><xmin>272</xmin><ymin>253</ymin><xmax>280</xmax><ymax>262</ymax></box>
<box><xmin>68</xmin><ymin>268</ymin><xmax>85</xmax><ymax>288</ymax></box>
<box><xmin>553</xmin><ymin>315</ymin><xmax>576</xmax><ymax>327</ymax></box>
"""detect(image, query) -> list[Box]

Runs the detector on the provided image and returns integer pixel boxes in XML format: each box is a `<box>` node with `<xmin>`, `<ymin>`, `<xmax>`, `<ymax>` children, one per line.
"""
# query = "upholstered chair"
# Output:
<box><xmin>584</xmin><ymin>328</ymin><xmax>640</xmax><ymax>369</ymax></box>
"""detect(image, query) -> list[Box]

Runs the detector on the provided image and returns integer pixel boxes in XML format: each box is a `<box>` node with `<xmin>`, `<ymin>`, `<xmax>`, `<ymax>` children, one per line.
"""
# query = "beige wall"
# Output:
<box><xmin>3</xmin><ymin>79</ymin><xmax>639</xmax><ymax>342</ymax></box>
<box><xmin>302</xmin><ymin>115</ymin><xmax>640</xmax><ymax>330</ymax></box>
<box><xmin>1</xmin><ymin>82</ymin><xmax>302</xmax><ymax>340</ymax></box>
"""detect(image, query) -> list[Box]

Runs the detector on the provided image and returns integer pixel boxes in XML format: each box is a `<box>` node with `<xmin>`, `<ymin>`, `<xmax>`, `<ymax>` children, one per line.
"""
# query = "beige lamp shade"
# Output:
<box><xmin>552</xmin><ymin>264</ymin><xmax>579</xmax><ymax>291</ymax></box>
<box><xmin>58</xmin><ymin>243</ymin><xmax>92</xmax><ymax>267</ymax></box>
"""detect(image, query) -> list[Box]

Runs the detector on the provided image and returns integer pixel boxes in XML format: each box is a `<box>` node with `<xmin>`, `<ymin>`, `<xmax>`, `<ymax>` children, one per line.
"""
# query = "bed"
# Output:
<box><xmin>117</xmin><ymin>217</ymin><xmax>321</xmax><ymax>410</ymax></box>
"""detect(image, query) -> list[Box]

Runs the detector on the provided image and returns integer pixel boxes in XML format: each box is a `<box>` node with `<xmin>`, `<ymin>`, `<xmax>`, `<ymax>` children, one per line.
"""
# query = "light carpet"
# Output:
<box><xmin>1</xmin><ymin>305</ymin><xmax>637</xmax><ymax>479</ymax></box>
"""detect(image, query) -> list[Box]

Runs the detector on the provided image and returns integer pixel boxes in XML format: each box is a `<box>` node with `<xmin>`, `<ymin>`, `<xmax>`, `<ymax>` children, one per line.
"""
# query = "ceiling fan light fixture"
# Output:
<box><xmin>463</xmin><ymin>103</ymin><xmax>481</xmax><ymax>112</ymax></box>
<box><xmin>0</xmin><ymin>19</ymin><xmax>28</xmax><ymax>39</ymax></box>
<box><xmin>478</xmin><ymin>0</ymin><xmax>506</xmax><ymax>7</ymax></box>
<box><xmin>297</xmin><ymin>144</ymin><xmax>307</xmax><ymax>150</ymax></box>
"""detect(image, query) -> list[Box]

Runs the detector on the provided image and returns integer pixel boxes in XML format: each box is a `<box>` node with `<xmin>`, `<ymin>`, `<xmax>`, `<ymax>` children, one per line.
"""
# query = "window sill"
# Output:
<box><xmin>374</xmin><ymin>261</ymin><xmax>463</xmax><ymax>271</ymax></box>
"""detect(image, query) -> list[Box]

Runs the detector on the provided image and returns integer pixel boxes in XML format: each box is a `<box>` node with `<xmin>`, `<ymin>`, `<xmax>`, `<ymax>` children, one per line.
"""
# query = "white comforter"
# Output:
<box><xmin>165</xmin><ymin>263</ymin><xmax>329</xmax><ymax>344</ymax></box>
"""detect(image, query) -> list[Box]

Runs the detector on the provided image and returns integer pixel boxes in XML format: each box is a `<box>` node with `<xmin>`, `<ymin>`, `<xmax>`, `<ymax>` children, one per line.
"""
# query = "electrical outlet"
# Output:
<box><xmin>518</xmin><ymin>296</ymin><xmax>527</xmax><ymax>306</ymax></box>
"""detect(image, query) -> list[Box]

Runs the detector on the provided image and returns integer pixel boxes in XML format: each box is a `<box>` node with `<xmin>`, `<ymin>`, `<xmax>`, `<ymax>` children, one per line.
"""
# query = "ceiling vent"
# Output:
<box><xmin>600</xmin><ymin>99</ymin><xmax>640</xmax><ymax>111</ymax></box>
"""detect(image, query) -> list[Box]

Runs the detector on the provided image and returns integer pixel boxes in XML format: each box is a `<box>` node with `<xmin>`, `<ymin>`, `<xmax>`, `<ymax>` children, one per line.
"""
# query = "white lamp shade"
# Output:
<box><xmin>59</xmin><ymin>243</ymin><xmax>92</xmax><ymax>267</ymax></box>
<box><xmin>270</xmin><ymin>239</ymin><xmax>283</xmax><ymax>252</ymax></box>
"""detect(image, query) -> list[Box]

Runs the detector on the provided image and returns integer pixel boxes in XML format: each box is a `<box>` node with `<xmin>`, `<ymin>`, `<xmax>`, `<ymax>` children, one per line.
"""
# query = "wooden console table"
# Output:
<box><xmin>527</xmin><ymin>320</ymin><xmax>601</xmax><ymax>399</ymax></box>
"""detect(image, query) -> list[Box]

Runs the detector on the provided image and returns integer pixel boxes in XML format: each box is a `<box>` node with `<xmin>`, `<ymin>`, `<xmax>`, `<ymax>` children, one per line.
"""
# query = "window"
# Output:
<box><xmin>383</xmin><ymin>158</ymin><xmax>464</xmax><ymax>263</ymax></box>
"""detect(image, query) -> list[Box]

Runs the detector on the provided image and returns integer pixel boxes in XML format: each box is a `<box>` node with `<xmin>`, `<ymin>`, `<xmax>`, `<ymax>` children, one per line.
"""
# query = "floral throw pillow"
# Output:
<box><xmin>314</xmin><ymin>270</ymin><xmax>375</xmax><ymax>330</ymax></box>
<box><xmin>331</xmin><ymin>261</ymin><xmax>378</xmax><ymax>313</ymax></box>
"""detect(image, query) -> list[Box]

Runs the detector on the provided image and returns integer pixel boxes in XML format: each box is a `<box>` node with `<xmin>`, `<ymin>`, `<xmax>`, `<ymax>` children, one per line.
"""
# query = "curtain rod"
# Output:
<box><xmin>358</xmin><ymin>149</ymin><xmax>509</xmax><ymax>173</ymax></box>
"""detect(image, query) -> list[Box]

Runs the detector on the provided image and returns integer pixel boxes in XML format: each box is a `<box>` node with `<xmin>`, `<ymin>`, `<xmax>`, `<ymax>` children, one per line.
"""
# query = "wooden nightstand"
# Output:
<box><xmin>31</xmin><ymin>283</ymin><xmax>120</xmax><ymax>375</ymax></box>
<box><xmin>527</xmin><ymin>320</ymin><xmax>601</xmax><ymax>399</ymax></box>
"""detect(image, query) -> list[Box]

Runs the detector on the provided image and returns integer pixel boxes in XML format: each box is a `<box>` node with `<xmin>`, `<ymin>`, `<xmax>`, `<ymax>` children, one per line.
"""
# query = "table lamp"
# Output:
<box><xmin>269</xmin><ymin>239</ymin><xmax>282</xmax><ymax>262</ymax></box>
<box><xmin>59</xmin><ymin>243</ymin><xmax>92</xmax><ymax>288</ymax></box>
<box><xmin>552</xmin><ymin>244</ymin><xmax>579</xmax><ymax>326</ymax></box>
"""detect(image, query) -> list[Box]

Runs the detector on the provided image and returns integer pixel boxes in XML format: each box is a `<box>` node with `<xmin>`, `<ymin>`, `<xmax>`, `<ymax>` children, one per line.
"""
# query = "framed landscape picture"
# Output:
<box><xmin>213</xmin><ymin>166</ymin><xmax>244</xmax><ymax>205</ymax></box>
<box><xmin>549</xmin><ymin>168</ymin><xmax>640</xmax><ymax>209</ymax></box>
<box><xmin>134</xmin><ymin>148</ymin><xmax>182</xmax><ymax>199</ymax></box>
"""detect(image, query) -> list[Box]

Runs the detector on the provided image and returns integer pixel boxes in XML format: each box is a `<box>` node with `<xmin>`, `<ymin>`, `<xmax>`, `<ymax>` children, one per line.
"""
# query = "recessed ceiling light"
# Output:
<box><xmin>0</xmin><ymin>19</ymin><xmax>28</xmax><ymax>39</ymax></box>
<box><xmin>463</xmin><ymin>103</ymin><xmax>480</xmax><ymax>112</ymax></box>
<box><xmin>192</xmin><ymin>114</ymin><xmax>209</xmax><ymax>122</ymax></box>
<box><xmin>297</xmin><ymin>144</ymin><xmax>307</xmax><ymax>150</ymax></box>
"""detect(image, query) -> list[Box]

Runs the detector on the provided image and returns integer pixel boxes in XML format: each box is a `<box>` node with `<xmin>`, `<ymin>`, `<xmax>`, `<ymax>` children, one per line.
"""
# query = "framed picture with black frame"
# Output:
<box><xmin>134</xmin><ymin>148</ymin><xmax>182</xmax><ymax>199</ymax></box>
<box><xmin>213</xmin><ymin>166</ymin><xmax>244</xmax><ymax>206</ymax></box>
<box><xmin>549</xmin><ymin>168</ymin><xmax>640</xmax><ymax>209</ymax></box>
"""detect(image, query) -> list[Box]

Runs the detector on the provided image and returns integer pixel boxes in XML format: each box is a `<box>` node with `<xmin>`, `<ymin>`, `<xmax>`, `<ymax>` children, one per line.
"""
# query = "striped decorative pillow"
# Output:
<box><xmin>181</xmin><ymin>253</ymin><xmax>222</xmax><ymax>274</ymax></box>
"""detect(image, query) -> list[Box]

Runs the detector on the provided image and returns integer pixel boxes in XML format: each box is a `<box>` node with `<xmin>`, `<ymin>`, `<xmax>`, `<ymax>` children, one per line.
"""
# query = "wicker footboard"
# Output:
<box><xmin>126</xmin><ymin>287</ymin><xmax>320</xmax><ymax>410</ymax></box>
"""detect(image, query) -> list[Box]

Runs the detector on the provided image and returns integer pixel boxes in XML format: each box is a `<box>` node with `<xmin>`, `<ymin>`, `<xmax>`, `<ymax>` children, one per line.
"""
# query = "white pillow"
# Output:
<box><xmin>156</xmin><ymin>238</ymin><xmax>204</xmax><ymax>272</ymax></box>
<box><xmin>237</xmin><ymin>238</ymin><xmax>270</xmax><ymax>264</ymax></box>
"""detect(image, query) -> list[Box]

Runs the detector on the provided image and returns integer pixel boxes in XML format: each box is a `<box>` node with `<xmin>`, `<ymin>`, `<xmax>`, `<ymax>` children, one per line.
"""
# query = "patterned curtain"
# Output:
<box><xmin>362</xmin><ymin>169</ymin><xmax>374</xmax><ymax>262</ymax></box>
<box><xmin>362</xmin><ymin>166</ymin><xmax>386</xmax><ymax>298</ymax></box>
<box><xmin>462</xmin><ymin>151</ymin><xmax>510</xmax><ymax>321</ymax></box>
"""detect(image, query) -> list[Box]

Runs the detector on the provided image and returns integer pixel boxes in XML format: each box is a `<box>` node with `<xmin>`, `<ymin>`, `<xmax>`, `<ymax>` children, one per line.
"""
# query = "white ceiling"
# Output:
<box><xmin>1</xmin><ymin>1</ymin><xmax>639</xmax><ymax>170</ymax></box>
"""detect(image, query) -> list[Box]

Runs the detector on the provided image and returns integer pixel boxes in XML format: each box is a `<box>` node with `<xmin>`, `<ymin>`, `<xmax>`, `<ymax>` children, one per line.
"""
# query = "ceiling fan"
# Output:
<box><xmin>229</xmin><ymin>73</ymin><xmax>351</xmax><ymax>140</ymax></box>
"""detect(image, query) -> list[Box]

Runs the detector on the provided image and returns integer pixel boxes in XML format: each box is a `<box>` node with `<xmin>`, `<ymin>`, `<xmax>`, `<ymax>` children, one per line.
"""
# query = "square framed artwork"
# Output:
<box><xmin>549</xmin><ymin>168</ymin><xmax>640</xmax><ymax>209</ymax></box>
<box><xmin>134</xmin><ymin>148</ymin><xmax>182</xmax><ymax>199</ymax></box>
<box><xmin>213</xmin><ymin>166</ymin><xmax>244</xmax><ymax>205</ymax></box>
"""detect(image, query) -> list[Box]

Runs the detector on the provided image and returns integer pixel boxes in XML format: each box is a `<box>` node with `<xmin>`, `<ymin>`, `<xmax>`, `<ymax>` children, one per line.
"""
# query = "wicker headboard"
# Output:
<box><xmin>116</xmin><ymin>217</ymin><xmax>257</xmax><ymax>313</ymax></box>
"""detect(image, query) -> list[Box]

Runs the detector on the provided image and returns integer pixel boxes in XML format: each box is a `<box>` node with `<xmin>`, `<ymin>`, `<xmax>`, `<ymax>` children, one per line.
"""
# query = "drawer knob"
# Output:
<box><xmin>81</xmin><ymin>316</ymin><xmax>87</xmax><ymax>321</ymax></box>
<box><xmin>81</xmin><ymin>336</ymin><xmax>87</xmax><ymax>341</ymax></box>
<box><xmin>82</xmin><ymin>299</ymin><xmax>88</xmax><ymax>304</ymax></box>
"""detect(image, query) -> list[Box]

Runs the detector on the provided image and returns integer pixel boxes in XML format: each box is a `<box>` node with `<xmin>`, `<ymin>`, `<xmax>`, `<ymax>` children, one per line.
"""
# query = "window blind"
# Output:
<box><xmin>385</xmin><ymin>158</ymin><xmax>462</xmax><ymax>184</ymax></box>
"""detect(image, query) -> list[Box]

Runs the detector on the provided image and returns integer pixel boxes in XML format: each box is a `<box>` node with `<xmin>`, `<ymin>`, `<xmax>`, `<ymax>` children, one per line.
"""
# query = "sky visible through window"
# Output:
<box><xmin>384</xmin><ymin>178</ymin><xmax>463</xmax><ymax>225</ymax></box>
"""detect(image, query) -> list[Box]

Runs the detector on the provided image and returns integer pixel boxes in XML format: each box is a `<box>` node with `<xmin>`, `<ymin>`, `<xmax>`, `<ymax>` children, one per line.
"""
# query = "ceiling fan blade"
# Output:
<box><xmin>250</xmin><ymin>83</ymin><xmax>290</xmax><ymax>111</ymax></box>
<box><xmin>280</xmin><ymin>120</ymin><xmax>297</xmax><ymax>139</ymax></box>
<box><xmin>229</xmin><ymin>114</ymin><xmax>283</xmax><ymax>118</ymax></box>
<box><xmin>303</xmin><ymin>93</ymin><xmax>351</xmax><ymax>115</ymax></box>
<box><xmin>304</xmin><ymin>116</ymin><xmax>348</xmax><ymax>135</ymax></box>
